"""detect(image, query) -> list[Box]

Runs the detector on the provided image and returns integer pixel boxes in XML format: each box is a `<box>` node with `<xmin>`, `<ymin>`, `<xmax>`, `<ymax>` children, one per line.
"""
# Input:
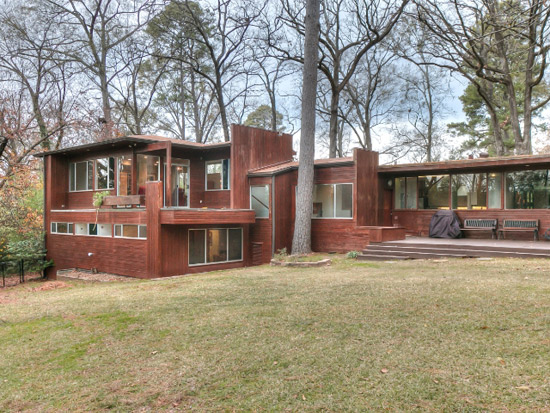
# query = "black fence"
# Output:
<box><xmin>0</xmin><ymin>255</ymin><xmax>49</xmax><ymax>288</ymax></box>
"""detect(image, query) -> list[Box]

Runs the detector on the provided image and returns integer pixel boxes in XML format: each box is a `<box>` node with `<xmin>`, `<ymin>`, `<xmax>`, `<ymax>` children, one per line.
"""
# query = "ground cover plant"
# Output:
<box><xmin>1</xmin><ymin>257</ymin><xmax>549</xmax><ymax>411</ymax></box>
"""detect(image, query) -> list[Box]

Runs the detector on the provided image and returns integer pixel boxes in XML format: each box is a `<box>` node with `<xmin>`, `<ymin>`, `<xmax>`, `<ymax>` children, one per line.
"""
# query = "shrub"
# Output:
<box><xmin>347</xmin><ymin>250</ymin><xmax>359</xmax><ymax>259</ymax></box>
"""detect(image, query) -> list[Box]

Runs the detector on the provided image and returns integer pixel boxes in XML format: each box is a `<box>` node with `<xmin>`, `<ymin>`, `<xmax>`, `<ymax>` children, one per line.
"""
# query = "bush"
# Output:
<box><xmin>347</xmin><ymin>250</ymin><xmax>359</xmax><ymax>259</ymax></box>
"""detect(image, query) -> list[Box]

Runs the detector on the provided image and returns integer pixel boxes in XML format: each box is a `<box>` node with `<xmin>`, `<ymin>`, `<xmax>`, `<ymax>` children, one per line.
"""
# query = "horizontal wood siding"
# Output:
<box><xmin>249</xmin><ymin>219</ymin><xmax>272</xmax><ymax>263</ymax></box>
<box><xmin>160</xmin><ymin>209</ymin><xmax>255</xmax><ymax>225</ymax></box>
<box><xmin>354</xmin><ymin>149</ymin><xmax>379</xmax><ymax>226</ymax></box>
<box><xmin>311</xmin><ymin>220</ymin><xmax>369</xmax><ymax>253</ymax></box>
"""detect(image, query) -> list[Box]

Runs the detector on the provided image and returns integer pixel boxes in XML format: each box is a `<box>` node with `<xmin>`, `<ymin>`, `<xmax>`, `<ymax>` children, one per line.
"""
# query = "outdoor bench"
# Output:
<box><xmin>498</xmin><ymin>219</ymin><xmax>539</xmax><ymax>241</ymax></box>
<box><xmin>461</xmin><ymin>218</ymin><xmax>498</xmax><ymax>239</ymax></box>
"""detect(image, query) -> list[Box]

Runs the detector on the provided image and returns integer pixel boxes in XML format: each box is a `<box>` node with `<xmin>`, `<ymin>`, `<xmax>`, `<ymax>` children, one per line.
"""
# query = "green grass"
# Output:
<box><xmin>1</xmin><ymin>257</ymin><xmax>550</xmax><ymax>411</ymax></box>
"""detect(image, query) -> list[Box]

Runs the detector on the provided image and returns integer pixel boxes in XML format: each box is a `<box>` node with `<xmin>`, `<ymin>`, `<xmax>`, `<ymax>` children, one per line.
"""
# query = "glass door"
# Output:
<box><xmin>165</xmin><ymin>159</ymin><xmax>190</xmax><ymax>207</ymax></box>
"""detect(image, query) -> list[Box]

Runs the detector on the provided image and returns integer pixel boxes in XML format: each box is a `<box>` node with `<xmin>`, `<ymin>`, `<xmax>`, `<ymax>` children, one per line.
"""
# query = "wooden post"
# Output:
<box><xmin>146</xmin><ymin>181</ymin><xmax>163</xmax><ymax>278</ymax></box>
<box><xmin>165</xmin><ymin>142</ymin><xmax>172</xmax><ymax>207</ymax></box>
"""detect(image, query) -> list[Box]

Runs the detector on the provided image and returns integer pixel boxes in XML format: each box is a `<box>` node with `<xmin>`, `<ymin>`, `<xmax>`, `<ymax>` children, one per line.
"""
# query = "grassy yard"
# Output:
<box><xmin>1</xmin><ymin>257</ymin><xmax>549</xmax><ymax>411</ymax></box>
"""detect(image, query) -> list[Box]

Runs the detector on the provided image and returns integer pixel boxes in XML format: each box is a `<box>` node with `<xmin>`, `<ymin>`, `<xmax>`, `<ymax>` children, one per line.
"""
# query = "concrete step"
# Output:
<box><xmin>362</xmin><ymin>249</ymin><xmax>473</xmax><ymax>259</ymax></box>
<box><xmin>373</xmin><ymin>241</ymin><xmax>550</xmax><ymax>255</ymax></box>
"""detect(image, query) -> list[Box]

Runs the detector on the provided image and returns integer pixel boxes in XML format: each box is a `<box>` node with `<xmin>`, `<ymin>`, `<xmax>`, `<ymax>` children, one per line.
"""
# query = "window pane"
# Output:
<box><xmin>406</xmin><ymin>177</ymin><xmax>418</xmax><ymax>209</ymax></box>
<box><xmin>488</xmin><ymin>173</ymin><xmax>502</xmax><ymax>208</ymax></box>
<box><xmin>222</xmin><ymin>159</ymin><xmax>230</xmax><ymax>189</ymax></box>
<box><xmin>139</xmin><ymin>226</ymin><xmax>147</xmax><ymax>239</ymax></box>
<box><xmin>335</xmin><ymin>184</ymin><xmax>352</xmax><ymax>217</ymax></box>
<box><xmin>137</xmin><ymin>155</ymin><xmax>160</xmax><ymax>195</ymax></box>
<box><xmin>57</xmin><ymin>223</ymin><xmax>68</xmax><ymax>233</ymax></box>
<box><xmin>88</xmin><ymin>224</ymin><xmax>98</xmax><ymax>236</ymax></box>
<box><xmin>251</xmin><ymin>185</ymin><xmax>269</xmax><ymax>218</ymax></box>
<box><xmin>394</xmin><ymin>178</ymin><xmax>405</xmax><ymax>209</ymax></box>
<box><xmin>51</xmin><ymin>222</ymin><xmax>57</xmax><ymax>233</ymax></box>
<box><xmin>451</xmin><ymin>174</ymin><xmax>487</xmax><ymax>210</ymax></box>
<box><xmin>75</xmin><ymin>162</ymin><xmax>88</xmax><ymax>191</ymax></box>
<box><xmin>206</xmin><ymin>161</ymin><xmax>222</xmax><ymax>190</ymax></box>
<box><xmin>118</xmin><ymin>156</ymin><xmax>133</xmax><ymax>196</ymax></box>
<box><xmin>69</xmin><ymin>163</ymin><xmax>75</xmax><ymax>191</ymax></box>
<box><xmin>75</xmin><ymin>223</ymin><xmax>87</xmax><ymax>235</ymax></box>
<box><xmin>312</xmin><ymin>184</ymin><xmax>334</xmax><ymax>217</ymax></box>
<box><xmin>96</xmin><ymin>158</ymin><xmax>109</xmax><ymax>189</ymax></box>
<box><xmin>189</xmin><ymin>230</ymin><xmax>206</xmax><ymax>265</ymax></box>
<box><xmin>98</xmin><ymin>224</ymin><xmax>111</xmax><ymax>237</ymax></box>
<box><xmin>87</xmin><ymin>161</ymin><xmax>94</xmax><ymax>189</ymax></box>
<box><xmin>506</xmin><ymin>170</ymin><xmax>550</xmax><ymax>209</ymax></box>
<box><xmin>123</xmin><ymin>225</ymin><xmax>139</xmax><ymax>238</ymax></box>
<box><xmin>207</xmin><ymin>229</ymin><xmax>227</xmax><ymax>263</ymax></box>
<box><xmin>418</xmin><ymin>175</ymin><xmax>450</xmax><ymax>209</ymax></box>
<box><xmin>228</xmin><ymin>228</ymin><xmax>242</xmax><ymax>261</ymax></box>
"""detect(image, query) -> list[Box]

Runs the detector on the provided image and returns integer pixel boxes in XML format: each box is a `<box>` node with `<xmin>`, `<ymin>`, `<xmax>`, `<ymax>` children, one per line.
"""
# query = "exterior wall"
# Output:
<box><xmin>248</xmin><ymin>176</ymin><xmax>273</xmax><ymax>263</ymax></box>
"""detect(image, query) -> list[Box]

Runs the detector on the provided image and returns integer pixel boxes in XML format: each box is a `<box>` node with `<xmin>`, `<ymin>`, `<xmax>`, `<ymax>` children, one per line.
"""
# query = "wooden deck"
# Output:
<box><xmin>359</xmin><ymin>236</ymin><xmax>550</xmax><ymax>261</ymax></box>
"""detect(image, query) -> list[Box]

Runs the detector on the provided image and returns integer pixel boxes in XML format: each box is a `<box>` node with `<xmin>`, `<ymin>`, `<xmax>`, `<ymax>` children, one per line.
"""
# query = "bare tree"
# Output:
<box><xmin>292</xmin><ymin>0</ymin><xmax>320</xmax><ymax>255</ymax></box>
<box><xmin>274</xmin><ymin>0</ymin><xmax>409</xmax><ymax>157</ymax></box>
<box><xmin>415</xmin><ymin>0</ymin><xmax>550</xmax><ymax>155</ymax></box>
<box><xmin>41</xmin><ymin>0</ymin><xmax>157</xmax><ymax>140</ymax></box>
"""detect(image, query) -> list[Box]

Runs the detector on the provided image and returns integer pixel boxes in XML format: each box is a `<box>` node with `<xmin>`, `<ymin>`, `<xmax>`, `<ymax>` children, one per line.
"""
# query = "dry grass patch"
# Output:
<box><xmin>1</xmin><ymin>257</ymin><xmax>550</xmax><ymax>411</ymax></box>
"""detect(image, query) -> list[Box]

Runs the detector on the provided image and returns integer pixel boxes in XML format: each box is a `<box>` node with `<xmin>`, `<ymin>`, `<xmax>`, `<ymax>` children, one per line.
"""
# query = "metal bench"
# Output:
<box><xmin>462</xmin><ymin>218</ymin><xmax>498</xmax><ymax>239</ymax></box>
<box><xmin>498</xmin><ymin>219</ymin><xmax>539</xmax><ymax>241</ymax></box>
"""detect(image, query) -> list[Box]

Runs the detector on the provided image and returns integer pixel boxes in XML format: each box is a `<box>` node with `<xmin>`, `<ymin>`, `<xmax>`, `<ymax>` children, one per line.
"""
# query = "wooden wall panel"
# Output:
<box><xmin>311</xmin><ymin>221</ymin><xmax>370</xmax><ymax>253</ymax></box>
<box><xmin>393</xmin><ymin>209</ymin><xmax>550</xmax><ymax>241</ymax></box>
<box><xmin>161</xmin><ymin>225</ymin><xmax>185</xmax><ymax>276</ymax></box>
<box><xmin>50</xmin><ymin>210</ymin><xmax>147</xmax><ymax>225</ymax></box>
<box><xmin>355</xmin><ymin>149</ymin><xmax>379</xmax><ymax>226</ymax></box>
<box><xmin>274</xmin><ymin>171</ymin><xmax>297</xmax><ymax>252</ymax></box>
<box><xmin>231</xmin><ymin>124</ymin><xmax>294</xmax><ymax>210</ymax></box>
<box><xmin>249</xmin><ymin>219</ymin><xmax>272</xmax><ymax>263</ymax></box>
<box><xmin>146</xmin><ymin>181</ymin><xmax>163</xmax><ymax>277</ymax></box>
<box><xmin>47</xmin><ymin>235</ymin><xmax>148</xmax><ymax>278</ymax></box>
<box><xmin>314</xmin><ymin>165</ymin><xmax>355</xmax><ymax>184</ymax></box>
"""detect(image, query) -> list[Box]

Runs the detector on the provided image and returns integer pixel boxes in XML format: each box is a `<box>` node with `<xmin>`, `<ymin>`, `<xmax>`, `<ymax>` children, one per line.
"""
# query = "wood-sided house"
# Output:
<box><xmin>37</xmin><ymin>124</ymin><xmax>550</xmax><ymax>279</ymax></box>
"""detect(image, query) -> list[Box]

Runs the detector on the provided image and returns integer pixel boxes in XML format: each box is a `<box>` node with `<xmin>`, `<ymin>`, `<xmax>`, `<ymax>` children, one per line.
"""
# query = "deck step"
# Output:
<box><xmin>376</xmin><ymin>241</ymin><xmax>550</xmax><ymax>255</ymax></box>
<box><xmin>363</xmin><ymin>245</ymin><xmax>550</xmax><ymax>258</ymax></box>
<box><xmin>362</xmin><ymin>249</ymin><xmax>473</xmax><ymax>259</ymax></box>
<box><xmin>357</xmin><ymin>254</ymin><xmax>410</xmax><ymax>261</ymax></box>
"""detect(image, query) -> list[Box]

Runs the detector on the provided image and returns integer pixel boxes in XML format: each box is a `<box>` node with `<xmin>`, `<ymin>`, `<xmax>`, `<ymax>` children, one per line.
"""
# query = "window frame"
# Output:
<box><xmin>95</xmin><ymin>157</ymin><xmax>115</xmax><ymax>190</ymax></box>
<box><xmin>205</xmin><ymin>159</ymin><xmax>230</xmax><ymax>191</ymax></box>
<box><xmin>188</xmin><ymin>227</ymin><xmax>243</xmax><ymax>267</ymax></box>
<box><xmin>311</xmin><ymin>182</ymin><xmax>354</xmax><ymax>219</ymax></box>
<box><xmin>250</xmin><ymin>184</ymin><xmax>270</xmax><ymax>219</ymax></box>
<box><xmin>74</xmin><ymin>223</ymin><xmax>113</xmax><ymax>237</ymax></box>
<box><xmin>69</xmin><ymin>160</ymin><xmax>94</xmax><ymax>192</ymax></box>
<box><xmin>50</xmin><ymin>222</ymin><xmax>74</xmax><ymax>235</ymax></box>
<box><xmin>113</xmin><ymin>224</ymin><xmax>147</xmax><ymax>239</ymax></box>
<box><xmin>504</xmin><ymin>169</ymin><xmax>550</xmax><ymax>210</ymax></box>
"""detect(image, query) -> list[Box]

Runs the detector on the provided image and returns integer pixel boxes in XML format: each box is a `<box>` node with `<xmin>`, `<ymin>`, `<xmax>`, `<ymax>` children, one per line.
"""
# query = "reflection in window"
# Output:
<box><xmin>69</xmin><ymin>161</ymin><xmax>93</xmax><ymax>191</ymax></box>
<box><xmin>137</xmin><ymin>155</ymin><xmax>160</xmax><ymax>195</ymax></box>
<box><xmin>250</xmin><ymin>185</ymin><xmax>269</xmax><ymax>218</ymax></box>
<box><xmin>113</xmin><ymin>224</ymin><xmax>147</xmax><ymax>239</ymax></box>
<box><xmin>452</xmin><ymin>174</ymin><xmax>487</xmax><ymax>210</ymax></box>
<box><xmin>394</xmin><ymin>177</ymin><xmax>417</xmax><ymax>209</ymax></box>
<box><xmin>418</xmin><ymin>175</ymin><xmax>450</xmax><ymax>209</ymax></box>
<box><xmin>51</xmin><ymin>222</ymin><xmax>74</xmax><ymax>234</ymax></box>
<box><xmin>96</xmin><ymin>158</ymin><xmax>115</xmax><ymax>190</ymax></box>
<box><xmin>505</xmin><ymin>170</ymin><xmax>550</xmax><ymax>209</ymax></box>
<box><xmin>189</xmin><ymin>228</ymin><xmax>243</xmax><ymax>265</ymax></box>
<box><xmin>312</xmin><ymin>183</ymin><xmax>352</xmax><ymax>218</ymax></box>
<box><xmin>488</xmin><ymin>173</ymin><xmax>502</xmax><ymax>208</ymax></box>
<box><xmin>118</xmin><ymin>156</ymin><xmax>132</xmax><ymax>196</ymax></box>
<box><xmin>206</xmin><ymin>159</ymin><xmax>230</xmax><ymax>190</ymax></box>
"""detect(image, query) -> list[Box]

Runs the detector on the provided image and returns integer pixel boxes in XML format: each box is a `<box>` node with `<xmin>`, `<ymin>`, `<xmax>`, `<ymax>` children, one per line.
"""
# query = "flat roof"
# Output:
<box><xmin>248</xmin><ymin>157</ymin><xmax>354</xmax><ymax>176</ymax></box>
<box><xmin>34</xmin><ymin>135</ymin><xmax>230</xmax><ymax>157</ymax></box>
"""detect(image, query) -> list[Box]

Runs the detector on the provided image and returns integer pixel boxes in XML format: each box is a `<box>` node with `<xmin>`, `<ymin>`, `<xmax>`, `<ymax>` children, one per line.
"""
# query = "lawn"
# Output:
<box><xmin>1</xmin><ymin>257</ymin><xmax>549</xmax><ymax>411</ymax></box>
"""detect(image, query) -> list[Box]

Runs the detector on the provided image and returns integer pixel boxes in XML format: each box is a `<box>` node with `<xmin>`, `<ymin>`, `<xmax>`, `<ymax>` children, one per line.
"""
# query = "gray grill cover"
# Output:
<box><xmin>429</xmin><ymin>210</ymin><xmax>462</xmax><ymax>239</ymax></box>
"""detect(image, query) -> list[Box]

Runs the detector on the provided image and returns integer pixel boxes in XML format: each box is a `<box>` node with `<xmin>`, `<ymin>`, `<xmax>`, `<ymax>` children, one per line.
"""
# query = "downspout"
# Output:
<box><xmin>42</xmin><ymin>156</ymin><xmax>48</xmax><ymax>278</ymax></box>
<box><xmin>271</xmin><ymin>175</ymin><xmax>276</xmax><ymax>257</ymax></box>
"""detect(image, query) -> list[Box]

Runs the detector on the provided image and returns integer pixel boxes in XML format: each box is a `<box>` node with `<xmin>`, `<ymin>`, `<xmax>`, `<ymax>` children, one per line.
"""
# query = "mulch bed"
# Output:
<box><xmin>1</xmin><ymin>273</ymin><xmax>43</xmax><ymax>288</ymax></box>
<box><xmin>56</xmin><ymin>269</ymin><xmax>135</xmax><ymax>282</ymax></box>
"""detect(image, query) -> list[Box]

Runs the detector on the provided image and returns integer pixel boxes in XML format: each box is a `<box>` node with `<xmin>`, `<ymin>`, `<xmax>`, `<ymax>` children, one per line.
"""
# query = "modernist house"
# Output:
<box><xmin>38</xmin><ymin>124</ymin><xmax>550</xmax><ymax>279</ymax></box>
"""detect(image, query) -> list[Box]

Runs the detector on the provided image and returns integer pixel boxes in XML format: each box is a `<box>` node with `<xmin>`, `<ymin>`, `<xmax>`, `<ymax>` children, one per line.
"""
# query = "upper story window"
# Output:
<box><xmin>206</xmin><ymin>159</ymin><xmax>230</xmax><ymax>190</ymax></box>
<box><xmin>96</xmin><ymin>158</ymin><xmax>115</xmax><ymax>190</ymax></box>
<box><xmin>505</xmin><ymin>170</ymin><xmax>550</xmax><ymax>209</ymax></box>
<box><xmin>250</xmin><ymin>185</ymin><xmax>269</xmax><ymax>218</ymax></box>
<box><xmin>418</xmin><ymin>175</ymin><xmax>450</xmax><ymax>209</ymax></box>
<box><xmin>69</xmin><ymin>161</ymin><xmax>93</xmax><ymax>191</ymax></box>
<box><xmin>312</xmin><ymin>183</ymin><xmax>353</xmax><ymax>218</ymax></box>
<box><xmin>118</xmin><ymin>156</ymin><xmax>132</xmax><ymax>196</ymax></box>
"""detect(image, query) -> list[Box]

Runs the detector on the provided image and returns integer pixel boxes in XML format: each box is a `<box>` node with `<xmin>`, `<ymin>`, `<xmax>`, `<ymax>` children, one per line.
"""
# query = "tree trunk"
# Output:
<box><xmin>214</xmin><ymin>65</ymin><xmax>230</xmax><ymax>142</ymax></box>
<box><xmin>328</xmin><ymin>62</ymin><xmax>340</xmax><ymax>158</ymax></box>
<box><xmin>291</xmin><ymin>0</ymin><xmax>320</xmax><ymax>255</ymax></box>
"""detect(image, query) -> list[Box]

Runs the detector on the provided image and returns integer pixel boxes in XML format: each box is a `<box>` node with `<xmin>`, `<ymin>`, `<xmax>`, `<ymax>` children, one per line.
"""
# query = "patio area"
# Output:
<box><xmin>359</xmin><ymin>236</ymin><xmax>550</xmax><ymax>261</ymax></box>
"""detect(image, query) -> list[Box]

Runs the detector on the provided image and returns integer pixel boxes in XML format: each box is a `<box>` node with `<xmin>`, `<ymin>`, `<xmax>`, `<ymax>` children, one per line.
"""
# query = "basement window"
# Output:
<box><xmin>75</xmin><ymin>223</ymin><xmax>112</xmax><ymax>237</ymax></box>
<box><xmin>51</xmin><ymin>222</ymin><xmax>74</xmax><ymax>235</ymax></box>
<box><xmin>114</xmin><ymin>224</ymin><xmax>147</xmax><ymax>239</ymax></box>
<box><xmin>189</xmin><ymin>228</ymin><xmax>242</xmax><ymax>266</ymax></box>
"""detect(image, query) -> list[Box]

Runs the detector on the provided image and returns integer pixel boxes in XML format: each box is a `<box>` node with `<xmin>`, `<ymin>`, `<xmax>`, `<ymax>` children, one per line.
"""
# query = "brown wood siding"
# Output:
<box><xmin>394</xmin><ymin>209</ymin><xmax>550</xmax><ymax>240</ymax></box>
<box><xmin>311</xmin><ymin>220</ymin><xmax>369</xmax><ymax>252</ymax></box>
<box><xmin>50</xmin><ymin>210</ymin><xmax>147</xmax><ymax>224</ymax></box>
<box><xmin>160</xmin><ymin>209</ymin><xmax>255</xmax><ymax>225</ymax></box>
<box><xmin>46</xmin><ymin>235</ymin><xmax>148</xmax><ymax>278</ymax></box>
<box><xmin>249</xmin><ymin>219</ymin><xmax>272</xmax><ymax>263</ymax></box>
<box><xmin>146</xmin><ymin>182</ymin><xmax>163</xmax><ymax>277</ymax></box>
<box><xmin>273</xmin><ymin>171</ymin><xmax>297</xmax><ymax>252</ymax></box>
<box><xmin>231</xmin><ymin>124</ymin><xmax>294</xmax><ymax>210</ymax></box>
<box><xmin>355</xmin><ymin>149</ymin><xmax>379</xmax><ymax>226</ymax></box>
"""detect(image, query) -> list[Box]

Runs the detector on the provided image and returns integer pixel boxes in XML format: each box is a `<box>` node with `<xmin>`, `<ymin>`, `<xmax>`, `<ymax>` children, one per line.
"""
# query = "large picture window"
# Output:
<box><xmin>206</xmin><ymin>159</ymin><xmax>230</xmax><ymax>190</ymax></box>
<box><xmin>394</xmin><ymin>177</ymin><xmax>417</xmax><ymax>209</ymax></box>
<box><xmin>312</xmin><ymin>183</ymin><xmax>353</xmax><ymax>218</ymax></box>
<box><xmin>452</xmin><ymin>174</ymin><xmax>487</xmax><ymax>210</ymax></box>
<box><xmin>118</xmin><ymin>156</ymin><xmax>133</xmax><ymax>196</ymax></box>
<box><xmin>137</xmin><ymin>155</ymin><xmax>160</xmax><ymax>195</ymax></box>
<box><xmin>96</xmin><ymin>157</ymin><xmax>115</xmax><ymax>190</ymax></box>
<box><xmin>418</xmin><ymin>175</ymin><xmax>450</xmax><ymax>209</ymax></box>
<box><xmin>188</xmin><ymin>227</ymin><xmax>243</xmax><ymax>265</ymax></box>
<box><xmin>505</xmin><ymin>170</ymin><xmax>550</xmax><ymax>209</ymax></box>
<box><xmin>69</xmin><ymin>161</ymin><xmax>93</xmax><ymax>191</ymax></box>
<box><xmin>250</xmin><ymin>185</ymin><xmax>269</xmax><ymax>218</ymax></box>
